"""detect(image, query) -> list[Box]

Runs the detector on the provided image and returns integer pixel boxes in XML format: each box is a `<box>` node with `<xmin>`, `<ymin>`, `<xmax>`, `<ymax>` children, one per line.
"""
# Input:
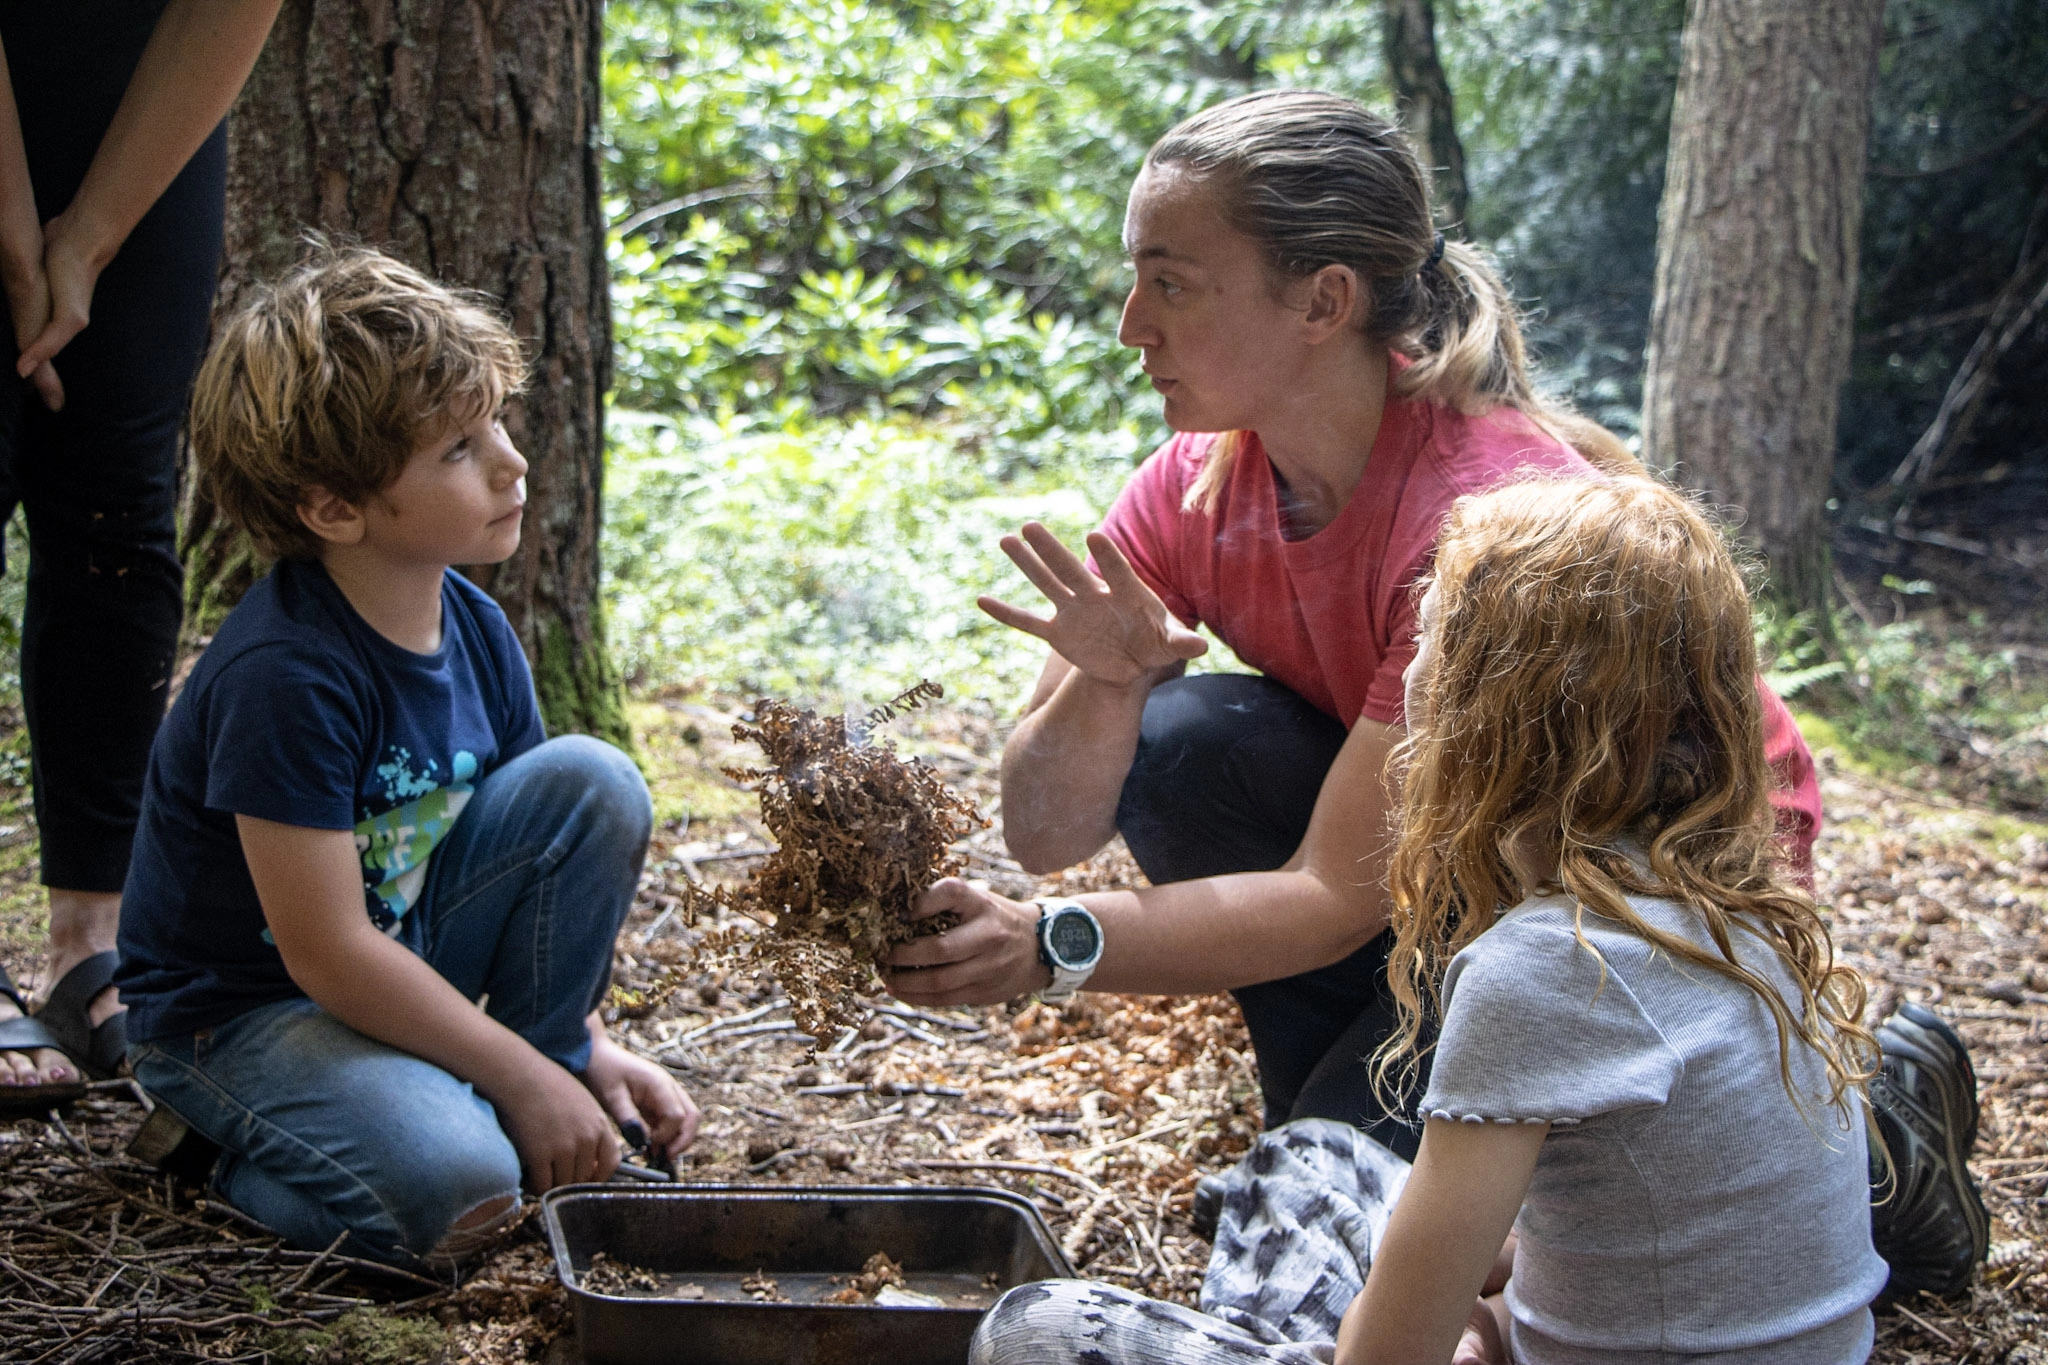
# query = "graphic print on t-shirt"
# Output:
<box><xmin>354</xmin><ymin>748</ymin><xmax>479</xmax><ymax>932</ymax></box>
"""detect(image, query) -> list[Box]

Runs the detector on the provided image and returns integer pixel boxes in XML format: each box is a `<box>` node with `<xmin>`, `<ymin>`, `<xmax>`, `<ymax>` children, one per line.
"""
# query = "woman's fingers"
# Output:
<box><xmin>27</xmin><ymin>360</ymin><xmax>62</xmax><ymax>412</ymax></box>
<box><xmin>1017</xmin><ymin>521</ymin><xmax>1101</xmax><ymax>593</ymax></box>
<box><xmin>976</xmin><ymin>593</ymin><xmax>1055</xmax><ymax>640</ymax></box>
<box><xmin>998</xmin><ymin>530</ymin><xmax>1076</xmax><ymax>605</ymax></box>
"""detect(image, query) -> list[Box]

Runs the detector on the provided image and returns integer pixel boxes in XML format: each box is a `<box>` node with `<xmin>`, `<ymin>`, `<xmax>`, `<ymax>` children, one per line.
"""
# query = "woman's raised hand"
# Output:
<box><xmin>978</xmin><ymin>522</ymin><xmax>1206</xmax><ymax>687</ymax></box>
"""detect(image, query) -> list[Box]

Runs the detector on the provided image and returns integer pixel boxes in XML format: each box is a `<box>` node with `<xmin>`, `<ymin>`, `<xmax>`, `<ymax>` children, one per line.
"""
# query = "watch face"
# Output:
<box><xmin>1048</xmin><ymin>908</ymin><xmax>1101</xmax><ymax>966</ymax></box>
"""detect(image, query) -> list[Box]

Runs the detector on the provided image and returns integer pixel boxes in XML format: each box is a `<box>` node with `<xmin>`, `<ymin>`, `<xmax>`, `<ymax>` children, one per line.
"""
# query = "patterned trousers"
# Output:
<box><xmin>970</xmin><ymin>1120</ymin><xmax>1410</xmax><ymax>1365</ymax></box>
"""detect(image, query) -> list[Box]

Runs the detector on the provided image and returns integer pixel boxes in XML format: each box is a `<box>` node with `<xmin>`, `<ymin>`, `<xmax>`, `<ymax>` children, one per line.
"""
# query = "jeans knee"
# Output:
<box><xmin>531</xmin><ymin>735</ymin><xmax>651</xmax><ymax>844</ymax></box>
<box><xmin>385</xmin><ymin>1136</ymin><xmax>523</xmax><ymax>1259</ymax></box>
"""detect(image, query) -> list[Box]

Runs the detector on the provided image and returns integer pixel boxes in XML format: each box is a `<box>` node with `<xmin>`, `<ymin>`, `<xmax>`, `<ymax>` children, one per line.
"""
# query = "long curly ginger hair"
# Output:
<box><xmin>1380</xmin><ymin>475</ymin><xmax>1875</xmax><ymax>1114</ymax></box>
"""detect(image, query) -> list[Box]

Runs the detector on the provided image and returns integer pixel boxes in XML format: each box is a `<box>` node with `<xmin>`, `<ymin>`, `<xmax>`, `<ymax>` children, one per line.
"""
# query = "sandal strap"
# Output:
<box><xmin>0</xmin><ymin>963</ymin><xmax>29</xmax><ymax>1016</ymax></box>
<box><xmin>41</xmin><ymin>949</ymin><xmax>119</xmax><ymax>1034</ymax></box>
<box><xmin>37</xmin><ymin>950</ymin><xmax>124</xmax><ymax>1076</ymax></box>
<box><xmin>0</xmin><ymin>1012</ymin><xmax>66</xmax><ymax>1054</ymax></box>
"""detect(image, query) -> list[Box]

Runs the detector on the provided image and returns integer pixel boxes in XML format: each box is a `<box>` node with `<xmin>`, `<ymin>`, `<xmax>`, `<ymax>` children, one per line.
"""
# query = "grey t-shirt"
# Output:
<box><xmin>1420</xmin><ymin>893</ymin><xmax>1886</xmax><ymax>1365</ymax></box>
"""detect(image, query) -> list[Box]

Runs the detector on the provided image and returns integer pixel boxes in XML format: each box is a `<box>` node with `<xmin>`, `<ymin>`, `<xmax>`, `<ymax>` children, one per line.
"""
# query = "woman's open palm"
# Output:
<box><xmin>978</xmin><ymin>521</ymin><xmax>1206</xmax><ymax>686</ymax></box>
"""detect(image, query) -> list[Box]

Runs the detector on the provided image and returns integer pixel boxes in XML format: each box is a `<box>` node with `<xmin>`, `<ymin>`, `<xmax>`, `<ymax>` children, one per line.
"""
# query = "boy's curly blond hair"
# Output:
<box><xmin>189</xmin><ymin>245</ymin><xmax>527</xmax><ymax>560</ymax></box>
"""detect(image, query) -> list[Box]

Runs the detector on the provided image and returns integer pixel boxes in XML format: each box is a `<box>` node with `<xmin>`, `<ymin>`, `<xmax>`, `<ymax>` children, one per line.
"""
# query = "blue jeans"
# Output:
<box><xmin>129</xmin><ymin>735</ymin><xmax>651</xmax><ymax>1266</ymax></box>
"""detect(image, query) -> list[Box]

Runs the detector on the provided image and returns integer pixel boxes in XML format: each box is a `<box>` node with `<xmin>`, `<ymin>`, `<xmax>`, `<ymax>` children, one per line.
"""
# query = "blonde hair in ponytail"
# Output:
<box><xmin>1148</xmin><ymin>90</ymin><xmax>1638</xmax><ymax>511</ymax></box>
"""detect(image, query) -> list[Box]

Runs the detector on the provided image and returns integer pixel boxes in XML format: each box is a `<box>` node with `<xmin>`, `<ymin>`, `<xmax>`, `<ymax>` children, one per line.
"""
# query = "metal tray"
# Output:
<box><xmin>541</xmin><ymin>1183</ymin><xmax>1074</xmax><ymax>1365</ymax></box>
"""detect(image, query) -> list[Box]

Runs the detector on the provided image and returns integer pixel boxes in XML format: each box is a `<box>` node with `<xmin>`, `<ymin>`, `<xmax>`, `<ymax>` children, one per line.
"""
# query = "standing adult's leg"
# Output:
<box><xmin>17</xmin><ymin>125</ymin><xmax>220</xmax><ymax>897</ymax></box>
<box><xmin>0</xmin><ymin>5</ymin><xmax>225</xmax><ymax>1080</ymax></box>
<box><xmin>1114</xmin><ymin>673</ymin><xmax>1426</xmax><ymax>1155</ymax></box>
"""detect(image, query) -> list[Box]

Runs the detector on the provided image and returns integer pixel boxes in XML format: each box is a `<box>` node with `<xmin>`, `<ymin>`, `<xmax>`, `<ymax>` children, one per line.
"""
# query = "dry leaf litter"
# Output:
<box><xmin>0</xmin><ymin>698</ymin><xmax>2044</xmax><ymax>1362</ymax></box>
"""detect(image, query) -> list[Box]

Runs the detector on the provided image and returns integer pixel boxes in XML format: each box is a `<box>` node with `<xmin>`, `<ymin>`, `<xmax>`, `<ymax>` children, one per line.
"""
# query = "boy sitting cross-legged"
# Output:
<box><xmin>115</xmin><ymin>247</ymin><xmax>696</xmax><ymax>1269</ymax></box>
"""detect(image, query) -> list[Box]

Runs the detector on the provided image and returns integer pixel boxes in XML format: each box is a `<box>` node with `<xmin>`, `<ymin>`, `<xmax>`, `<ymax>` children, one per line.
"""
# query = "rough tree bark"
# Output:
<box><xmin>181</xmin><ymin>0</ymin><xmax>627</xmax><ymax>744</ymax></box>
<box><xmin>1641</xmin><ymin>0</ymin><xmax>1885</xmax><ymax>618</ymax></box>
<box><xmin>1380</xmin><ymin>0</ymin><xmax>1468</xmax><ymax>229</ymax></box>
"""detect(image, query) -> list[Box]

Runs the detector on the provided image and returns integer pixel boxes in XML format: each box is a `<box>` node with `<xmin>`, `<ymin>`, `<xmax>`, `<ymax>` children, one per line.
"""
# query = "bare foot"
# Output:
<box><xmin>47</xmin><ymin>888</ymin><xmax>124</xmax><ymax>1029</ymax></box>
<box><xmin>0</xmin><ymin>989</ymin><xmax>74</xmax><ymax>1089</ymax></box>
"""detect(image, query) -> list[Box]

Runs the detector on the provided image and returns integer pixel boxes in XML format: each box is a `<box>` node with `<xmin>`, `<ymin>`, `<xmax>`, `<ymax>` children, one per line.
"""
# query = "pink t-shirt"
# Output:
<box><xmin>1097</xmin><ymin>394</ymin><xmax>1822</xmax><ymax>868</ymax></box>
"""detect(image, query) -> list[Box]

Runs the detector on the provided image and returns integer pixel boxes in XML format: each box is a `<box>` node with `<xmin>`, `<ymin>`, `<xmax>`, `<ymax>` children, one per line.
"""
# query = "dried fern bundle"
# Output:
<box><xmin>685</xmin><ymin>682</ymin><xmax>988</xmax><ymax>1039</ymax></box>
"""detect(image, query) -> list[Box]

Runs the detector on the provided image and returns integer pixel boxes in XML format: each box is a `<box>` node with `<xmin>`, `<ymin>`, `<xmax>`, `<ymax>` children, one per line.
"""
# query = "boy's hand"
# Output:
<box><xmin>497</xmin><ymin>1058</ymin><xmax>621</xmax><ymax>1191</ymax></box>
<box><xmin>582</xmin><ymin>1019</ymin><xmax>700</xmax><ymax>1165</ymax></box>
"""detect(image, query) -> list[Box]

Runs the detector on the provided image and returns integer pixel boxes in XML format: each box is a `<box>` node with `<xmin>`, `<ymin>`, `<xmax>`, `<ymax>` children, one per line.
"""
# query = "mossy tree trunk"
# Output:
<box><xmin>1640</xmin><ymin>0</ymin><xmax>1884</xmax><ymax>620</ymax></box>
<box><xmin>183</xmin><ymin>0</ymin><xmax>628</xmax><ymax>744</ymax></box>
<box><xmin>1381</xmin><ymin>0</ymin><xmax>1468</xmax><ymax>230</ymax></box>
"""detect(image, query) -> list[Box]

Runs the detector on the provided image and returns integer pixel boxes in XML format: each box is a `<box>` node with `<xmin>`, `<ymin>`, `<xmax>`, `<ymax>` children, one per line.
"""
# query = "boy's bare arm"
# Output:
<box><xmin>236</xmin><ymin>814</ymin><xmax>619</xmax><ymax>1191</ymax></box>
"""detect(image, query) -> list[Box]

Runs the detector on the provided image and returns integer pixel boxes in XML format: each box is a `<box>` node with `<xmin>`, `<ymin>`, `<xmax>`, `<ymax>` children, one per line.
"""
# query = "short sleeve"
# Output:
<box><xmin>1420</xmin><ymin>914</ymin><xmax>1683</xmax><ymax>1126</ymax></box>
<box><xmin>1094</xmin><ymin>436</ymin><xmax>1201</xmax><ymax>628</ymax></box>
<box><xmin>1358</xmin><ymin>584</ymin><xmax>1421</xmax><ymax>728</ymax></box>
<box><xmin>199</xmin><ymin>643</ymin><xmax>367</xmax><ymax>830</ymax></box>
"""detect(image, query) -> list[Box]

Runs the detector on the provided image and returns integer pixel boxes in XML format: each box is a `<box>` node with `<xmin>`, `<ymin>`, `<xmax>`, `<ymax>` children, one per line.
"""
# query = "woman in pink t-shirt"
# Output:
<box><xmin>881</xmin><ymin>89</ymin><xmax>1816</xmax><ymax>1145</ymax></box>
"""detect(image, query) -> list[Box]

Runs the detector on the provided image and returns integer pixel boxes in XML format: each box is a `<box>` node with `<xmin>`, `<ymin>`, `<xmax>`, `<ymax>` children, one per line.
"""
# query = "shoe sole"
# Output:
<box><xmin>1877</xmin><ymin>1004</ymin><xmax>1990</xmax><ymax>1281</ymax></box>
<box><xmin>1885</xmin><ymin>1003</ymin><xmax>1981</xmax><ymax>1150</ymax></box>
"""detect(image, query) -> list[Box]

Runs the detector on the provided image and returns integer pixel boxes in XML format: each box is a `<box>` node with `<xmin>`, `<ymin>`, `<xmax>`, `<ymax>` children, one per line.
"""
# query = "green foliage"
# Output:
<box><xmin>602</xmin><ymin>410</ymin><xmax>1134</xmax><ymax>707</ymax></box>
<box><xmin>1758</xmin><ymin>587</ymin><xmax>2048</xmax><ymax>807</ymax></box>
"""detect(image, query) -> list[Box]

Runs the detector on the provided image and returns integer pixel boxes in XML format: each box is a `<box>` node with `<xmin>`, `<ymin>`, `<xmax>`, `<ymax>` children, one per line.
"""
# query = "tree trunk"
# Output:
<box><xmin>1380</xmin><ymin>0</ymin><xmax>1468</xmax><ymax>229</ymax></box>
<box><xmin>1640</xmin><ymin>0</ymin><xmax>1884</xmax><ymax>618</ymax></box>
<box><xmin>184</xmin><ymin>0</ymin><xmax>627</xmax><ymax>744</ymax></box>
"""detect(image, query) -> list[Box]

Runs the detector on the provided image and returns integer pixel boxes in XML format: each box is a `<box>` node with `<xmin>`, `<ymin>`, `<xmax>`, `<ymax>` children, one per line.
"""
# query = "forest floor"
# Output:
<box><xmin>3</xmin><ymin>575</ymin><xmax>2048</xmax><ymax>1361</ymax></box>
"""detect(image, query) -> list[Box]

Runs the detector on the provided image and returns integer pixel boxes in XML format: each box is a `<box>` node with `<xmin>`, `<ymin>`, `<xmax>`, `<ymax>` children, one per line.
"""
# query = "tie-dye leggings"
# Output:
<box><xmin>969</xmin><ymin>1119</ymin><xmax>1411</xmax><ymax>1365</ymax></box>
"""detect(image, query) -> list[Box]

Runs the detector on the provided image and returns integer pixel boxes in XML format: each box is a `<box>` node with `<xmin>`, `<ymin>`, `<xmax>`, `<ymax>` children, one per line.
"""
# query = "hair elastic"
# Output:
<box><xmin>1423</xmin><ymin>231</ymin><xmax>1447</xmax><ymax>274</ymax></box>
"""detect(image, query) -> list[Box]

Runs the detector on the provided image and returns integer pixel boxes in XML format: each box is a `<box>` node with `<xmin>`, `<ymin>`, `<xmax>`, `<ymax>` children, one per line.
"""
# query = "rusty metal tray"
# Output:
<box><xmin>541</xmin><ymin>1183</ymin><xmax>1073</xmax><ymax>1365</ymax></box>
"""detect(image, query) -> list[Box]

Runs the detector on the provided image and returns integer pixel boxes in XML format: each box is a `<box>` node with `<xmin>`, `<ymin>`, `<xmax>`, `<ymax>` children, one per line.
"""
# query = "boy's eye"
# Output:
<box><xmin>1156</xmin><ymin>278</ymin><xmax>1182</xmax><ymax>297</ymax></box>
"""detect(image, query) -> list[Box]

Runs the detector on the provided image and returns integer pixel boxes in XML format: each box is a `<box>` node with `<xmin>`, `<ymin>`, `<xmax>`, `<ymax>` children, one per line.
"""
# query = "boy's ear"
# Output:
<box><xmin>297</xmin><ymin>485</ymin><xmax>367</xmax><ymax>547</ymax></box>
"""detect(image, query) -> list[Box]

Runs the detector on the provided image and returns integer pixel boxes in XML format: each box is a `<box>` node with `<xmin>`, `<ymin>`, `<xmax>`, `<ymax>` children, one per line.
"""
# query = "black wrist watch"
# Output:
<box><xmin>1033</xmin><ymin>897</ymin><xmax>1104</xmax><ymax>1003</ymax></box>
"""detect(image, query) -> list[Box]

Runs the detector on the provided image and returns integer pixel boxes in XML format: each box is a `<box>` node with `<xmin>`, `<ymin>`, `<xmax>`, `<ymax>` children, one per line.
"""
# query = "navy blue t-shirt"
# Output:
<box><xmin>117</xmin><ymin>559</ymin><xmax>546</xmax><ymax>1043</ymax></box>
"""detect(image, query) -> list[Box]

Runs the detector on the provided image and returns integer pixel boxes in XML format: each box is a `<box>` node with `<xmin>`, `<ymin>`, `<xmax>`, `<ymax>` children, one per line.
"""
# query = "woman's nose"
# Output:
<box><xmin>1116</xmin><ymin>286</ymin><xmax>1155</xmax><ymax>349</ymax></box>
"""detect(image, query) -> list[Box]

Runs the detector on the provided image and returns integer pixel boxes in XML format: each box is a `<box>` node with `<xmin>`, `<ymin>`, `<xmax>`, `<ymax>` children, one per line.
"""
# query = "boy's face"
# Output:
<box><xmin>359</xmin><ymin>403</ymin><xmax>528</xmax><ymax>569</ymax></box>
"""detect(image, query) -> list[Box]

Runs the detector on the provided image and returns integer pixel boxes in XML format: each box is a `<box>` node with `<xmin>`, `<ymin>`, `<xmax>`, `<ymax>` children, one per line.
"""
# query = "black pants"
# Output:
<box><xmin>0</xmin><ymin>2</ymin><xmax>223</xmax><ymax>891</ymax></box>
<box><xmin>1115</xmin><ymin>673</ymin><xmax>1430</xmax><ymax>1159</ymax></box>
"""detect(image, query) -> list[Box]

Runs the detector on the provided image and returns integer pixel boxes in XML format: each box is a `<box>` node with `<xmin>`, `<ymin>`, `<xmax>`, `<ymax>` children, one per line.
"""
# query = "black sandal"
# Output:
<box><xmin>35</xmin><ymin>950</ymin><xmax>128</xmax><ymax>1081</ymax></box>
<box><xmin>0</xmin><ymin>964</ymin><xmax>89</xmax><ymax>1115</ymax></box>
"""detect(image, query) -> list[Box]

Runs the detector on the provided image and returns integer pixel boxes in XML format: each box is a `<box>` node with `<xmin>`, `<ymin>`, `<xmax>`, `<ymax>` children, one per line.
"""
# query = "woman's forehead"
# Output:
<box><xmin>1121</xmin><ymin>164</ymin><xmax>1236</xmax><ymax>260</ymax></box>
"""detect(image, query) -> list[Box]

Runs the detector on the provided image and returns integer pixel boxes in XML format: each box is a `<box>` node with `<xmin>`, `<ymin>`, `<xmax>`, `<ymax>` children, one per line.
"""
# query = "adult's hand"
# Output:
<box><xmin>881</xmin><ymin>878</ymin><xmax>1051</xmax><ymax>1007</ymax></box>
<box><xmin>2</xmin><ymin>253</ymin><xmax>63</xmax><ymax>411</ymax></box>
<box><xmin>978</xmin><ymin>522</ymin><xmax>1206</xmax><ymax>689</ymax></box>
<box><xmin>12</xmin><ymin>210</ymin><xmax>105</xmax><ymax>408</ymax></box>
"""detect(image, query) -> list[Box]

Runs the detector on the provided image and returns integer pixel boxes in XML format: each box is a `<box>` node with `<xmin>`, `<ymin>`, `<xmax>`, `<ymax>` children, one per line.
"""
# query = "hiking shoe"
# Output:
<box><xmin>1868</xmin><ymin>1003</ymin><xmax>1989</xmax><ymax>1298</ymax></box>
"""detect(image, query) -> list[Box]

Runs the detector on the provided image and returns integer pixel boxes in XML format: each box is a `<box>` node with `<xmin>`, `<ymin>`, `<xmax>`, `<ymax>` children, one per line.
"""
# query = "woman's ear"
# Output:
<box><xmin>1301</xmin><ymin>263</ymin><xmax>1364</xmax><ymax>341</ymax></box>
<box><xmin>297</xmin><ymin>485</ymin><xmax>366</xmax><ymax>547</ymax></box>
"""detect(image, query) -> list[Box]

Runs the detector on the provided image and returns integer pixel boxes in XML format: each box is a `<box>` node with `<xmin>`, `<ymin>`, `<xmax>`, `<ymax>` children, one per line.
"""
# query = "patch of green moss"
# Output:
<box><xmin>256</xmin><ymin>1308</ymin><xmax>447</xmax><ymax>1364</ymax></box>
<box><xmin>1789</xmin><ymin>710</ymin><xmax>1919</xmax><ymax>783</ymax></box>
<box><xmin>534</xmin><ymin>612</ymin><xmax>633</xmax><ymax>753</ymax></box>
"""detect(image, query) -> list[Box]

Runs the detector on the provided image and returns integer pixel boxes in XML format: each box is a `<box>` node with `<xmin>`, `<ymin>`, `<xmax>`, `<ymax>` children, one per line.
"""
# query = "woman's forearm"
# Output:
<box><xmin>998</xmin><ymin>662</ymin><xmax>1159</xmax><ymax>873</ymax></box>
<box><xmin>0</xmin><ymin>44</ymin><xmax>43</xmax><ymax>287</ymax></box>
<box><xmin>1080</xmin><ymin>862</ymin><xmax>1391</xmax><ymax>994</ymax></box>
<box><xmin>55</xmin><ymin>0</ymin><xmax>280</xmax><ymax>266</ymax></box>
